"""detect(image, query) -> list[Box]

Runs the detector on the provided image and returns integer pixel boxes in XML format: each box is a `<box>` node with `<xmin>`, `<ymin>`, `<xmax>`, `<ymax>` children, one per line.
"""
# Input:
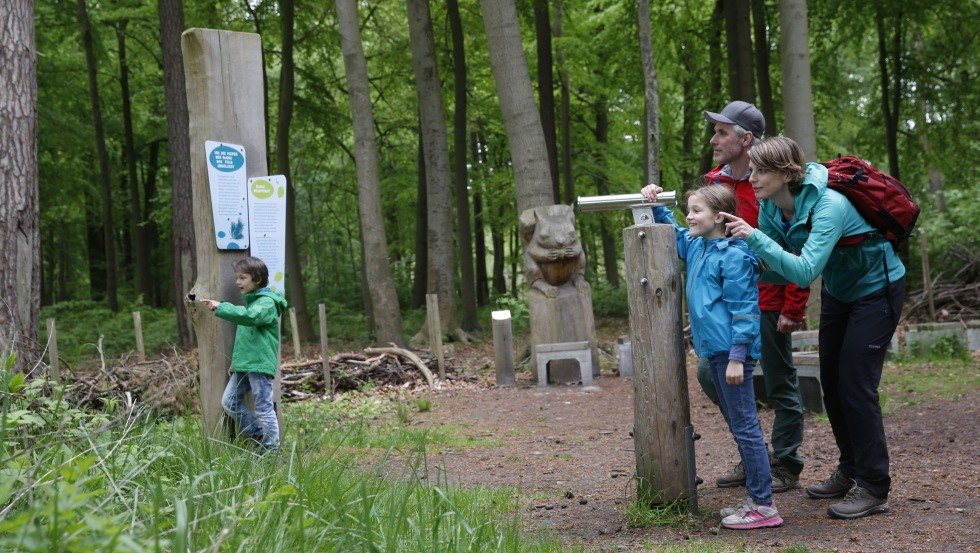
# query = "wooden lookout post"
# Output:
<box><xmin>623</xmin><ymin>223</ymin><xmax>692</xmax><ymax>505</ymax></box>
<box><xmin>182</xmin><ymin>29</ymin><xmax>281</xmax><ymax>439</ymax></box>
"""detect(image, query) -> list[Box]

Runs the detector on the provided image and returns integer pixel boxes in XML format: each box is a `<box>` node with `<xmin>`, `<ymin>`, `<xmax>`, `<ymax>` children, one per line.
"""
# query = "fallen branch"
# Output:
<box><xmin>364</xmin><ymin>346</ymin><xmax>435</xmax><ymax>387</ymax></box>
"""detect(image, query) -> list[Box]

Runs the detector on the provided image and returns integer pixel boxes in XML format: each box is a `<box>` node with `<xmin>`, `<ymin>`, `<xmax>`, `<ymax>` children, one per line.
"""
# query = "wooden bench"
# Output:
<box><xmin>535</xmin><ymin>341</ymin><xmax>595</xmax><ymax>388</ymax></box>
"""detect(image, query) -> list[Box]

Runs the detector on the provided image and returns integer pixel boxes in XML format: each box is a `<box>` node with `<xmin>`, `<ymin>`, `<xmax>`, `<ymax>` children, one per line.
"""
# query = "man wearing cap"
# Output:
<box><xmin>701</xmin><ymin>101</ymin><xmax>810</xmax><ymax>493</ymax></box>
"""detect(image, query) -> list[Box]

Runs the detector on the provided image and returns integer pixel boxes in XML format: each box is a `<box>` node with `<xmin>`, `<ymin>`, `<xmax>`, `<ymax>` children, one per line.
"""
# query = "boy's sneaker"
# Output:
<box><xmin>805</xmin><ymin>468</ymin><xmax>853</xmax><ymax>499</ymax></box>
<box><xmin>716</xmin><ymin>461</ymin><xmax>746</xmax><ymax>488</ymax></box>
<box><xmin>771</xmin><ymin>462</ymin><xmax>801</xmax><ymax>493</ymax></box>
<box><xmin>720</xmin><ymin>499</ymin><xmax>783</xmax><ymax>530</ymax></box>
<box><xmin>827</xmin><ymin>485</ymin><xmax>889</xmax><ymax>519</ymax></box>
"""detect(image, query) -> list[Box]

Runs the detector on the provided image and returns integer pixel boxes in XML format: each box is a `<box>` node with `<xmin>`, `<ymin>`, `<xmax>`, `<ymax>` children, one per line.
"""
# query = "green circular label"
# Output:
<box><xmin>251</xmin><ymin>179</ymin><xmax>274</xmax><ymax>199</ymax></box>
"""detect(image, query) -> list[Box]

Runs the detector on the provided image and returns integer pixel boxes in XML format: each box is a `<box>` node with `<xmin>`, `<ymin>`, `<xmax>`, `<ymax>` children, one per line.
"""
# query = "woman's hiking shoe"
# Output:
<box><xmin>770</xmin><ymin>462</ymin><xmax>801</xmax><ymax>493</ymax></box>
<box><xmin>720</xmin><ymin>499</ymin><xmax>783</xmax><ymax>530</ymax></box>
<box><xmin>716</xmin><ymin>461</ymin><xmax>746</xmax><ymax>488</ymax></box>
<box><xmin>805</xmin><ymin>468</ymin><xmax>853</xmax><ymax>499</ymax></box>
<box><xmin>827</xmin><ymin>485</ymin><xmax>889</xmax><ymax>519</ymax></box>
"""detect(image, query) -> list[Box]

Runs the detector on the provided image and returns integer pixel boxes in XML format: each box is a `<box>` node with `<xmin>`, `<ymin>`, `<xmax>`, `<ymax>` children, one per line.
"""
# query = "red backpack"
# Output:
<box><xmin>818</xmin><ymin>155</ymin><xmax>920</xmax><ymax>247</ymax></box>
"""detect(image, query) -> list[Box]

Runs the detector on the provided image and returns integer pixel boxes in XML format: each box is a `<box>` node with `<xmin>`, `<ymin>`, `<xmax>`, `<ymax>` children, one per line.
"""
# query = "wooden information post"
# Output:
<box><xmin>623</xmin><ymin>223</ymin><xmax>692</xmax><ymax>505</ymax></box>
<box><xmin>182</xmin><ymin>29</ymin><xmax>282</xmax><ymax>439</ymax></box>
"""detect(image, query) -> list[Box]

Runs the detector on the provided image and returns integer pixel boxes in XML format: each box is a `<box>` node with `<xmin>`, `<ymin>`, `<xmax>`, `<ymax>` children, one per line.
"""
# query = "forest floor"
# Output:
<box><xmin>401</xmin><ymin>328</ymin><xmax>979</xmax><ymax>552</ymax></box>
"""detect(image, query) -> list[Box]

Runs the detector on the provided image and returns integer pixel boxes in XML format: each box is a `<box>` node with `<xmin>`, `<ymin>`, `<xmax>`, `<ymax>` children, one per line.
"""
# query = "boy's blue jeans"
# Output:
<box><xmin>709</xmin><ymin>355</ymin><xmax>773</xmax><ymax>506</ymax></box>
<box><xmin>221</xmin><ymin>371</ymin><xmax>280</xmax><ymax>449</ymax></box>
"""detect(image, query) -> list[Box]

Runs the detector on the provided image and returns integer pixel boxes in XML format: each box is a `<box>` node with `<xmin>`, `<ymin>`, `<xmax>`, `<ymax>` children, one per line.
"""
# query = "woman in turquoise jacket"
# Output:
<box><xmin>723</xmin><ymin>136</ymin><xmax>905</xmax><ymax>521</ymax></box>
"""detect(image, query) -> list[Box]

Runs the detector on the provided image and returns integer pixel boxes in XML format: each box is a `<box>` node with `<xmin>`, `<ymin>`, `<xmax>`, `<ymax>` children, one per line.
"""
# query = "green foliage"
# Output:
<box><xmin>39</xmin><ymin>301</ymin><xmax>178</xmax><ymax>365</ymax></box>
<box><xmin>0</xmin><ymin>360</ymin><xmax>567</xmax><ymax>552</ymax></box>
<box><xmin>493</xmin><ymin>296</ymin><xmax>530</xmax><ymax>332</ymax></box>
<box><xmin>590</xmin><ymin>282</ymin><xmax>630</xmax><ymax>317</ymax></box>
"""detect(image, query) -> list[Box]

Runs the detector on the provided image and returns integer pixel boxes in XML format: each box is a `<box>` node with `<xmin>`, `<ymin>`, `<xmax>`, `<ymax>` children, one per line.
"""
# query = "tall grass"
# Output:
<box><xmin>0</xmin><ymin>356</ymin><xmax>568</xmax><ymax>552</ymax></box>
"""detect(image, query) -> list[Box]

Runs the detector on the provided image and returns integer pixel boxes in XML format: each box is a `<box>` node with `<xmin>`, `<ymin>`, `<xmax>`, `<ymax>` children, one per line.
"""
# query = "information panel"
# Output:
<box><xmin>205</xmin><ymin>140</ymin><xmax>249</xmax><ymax>250</ymax></box>
<box><xmin>247</xmin><ymin>175</ymin><xmax>288</xmax><ymax>294</ymax></box>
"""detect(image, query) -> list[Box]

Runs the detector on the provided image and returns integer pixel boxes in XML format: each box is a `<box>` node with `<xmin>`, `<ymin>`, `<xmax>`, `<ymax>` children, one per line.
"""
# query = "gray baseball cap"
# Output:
<box><xmin>704</xmin><ymin>101</ymin><xmax>765</xmax><ymax>137</ymax></box>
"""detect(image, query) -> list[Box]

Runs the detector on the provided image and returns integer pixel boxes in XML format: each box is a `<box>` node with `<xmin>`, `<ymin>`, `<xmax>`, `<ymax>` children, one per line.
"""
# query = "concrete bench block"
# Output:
<box><xmin>535</xmin><ymin>341</ymin><xmax>594</xmax><ymax>388</ymax></box>
<box><xmin>754</xmin><ymin>351</ymin><xmax>824</xmax><ymax>413</ymax></box>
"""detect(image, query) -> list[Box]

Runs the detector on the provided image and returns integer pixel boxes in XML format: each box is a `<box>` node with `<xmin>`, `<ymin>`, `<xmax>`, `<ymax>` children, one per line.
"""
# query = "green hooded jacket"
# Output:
<box><xmin>215</xmin><ymin>288</ymin><xmax>288</xmax><ymax>377</ymax></box>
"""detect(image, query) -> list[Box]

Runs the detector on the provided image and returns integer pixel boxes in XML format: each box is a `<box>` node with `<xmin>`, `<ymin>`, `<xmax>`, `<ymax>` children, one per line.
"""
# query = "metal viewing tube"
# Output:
<box><xmin>576</xmin><ymin>191</ymin><xmax>677</xmax><ymax>225</ymax></box>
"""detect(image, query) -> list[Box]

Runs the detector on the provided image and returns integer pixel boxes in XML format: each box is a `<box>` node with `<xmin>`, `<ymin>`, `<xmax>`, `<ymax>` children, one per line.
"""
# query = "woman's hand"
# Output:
<box><xmin>726</xmin><ymin>359</ymin><xmax>745</xmax><ymax>385</ymax></box>
<box><xmin>201</xmin><ymin>299</ymin><xmax>220</xmax><ymax>312</ymax></box>
<box><xmin>641</xmin><ymin>183</ymin><xmax>663</xmax><ymax>203</ymax></box>
<box><xmin>720</xmin><ymin>212</ymin><xmax>754</xmax><ymax>239</ymax></box>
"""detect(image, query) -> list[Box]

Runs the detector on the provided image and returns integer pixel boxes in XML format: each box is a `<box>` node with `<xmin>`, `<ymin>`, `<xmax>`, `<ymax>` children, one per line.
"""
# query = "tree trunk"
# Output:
<box><xmin>875</xmin><ymin>2</ymin><xmax>903</xmax><ymax>179</ymax></box>
<box><xmin>593</xmin><ymin>102</ymin><xmax>619</xmax><ymax>287</ymax></box>
<box><xmin>724</xmin><ymin>0</ymin><xmax>756</xmax><ymax>103</ymax></box>
<box><xmin>142</xmin><ymin>139</ymin><xmax>162</xmax><ymax>305</ymax></box>
<box><xmin>638</xmin><ymin>0</ymin><xmax>661</xmax><ymax>187</ymax></box>
<box><xmin>479</xmin><ymin>0</ymin><xmax>554</xmax><ymax>216</ymax></box>
<box><xmin>492</xmin><ymin>205</ymin><xmax>506</xmax><ymax>295</ymax></box>
<box><xmin>533</xmin><ymin>0</ymin><xmax>560</xmax><ymax>203</ymax></box>
<box><xmin>116</xmin><ymin>20</ymin><xmax>151</xmax><ymax>303</ymax></box>
<box><xmin>412</xmin><ymin>139</ymin><xmax>428</xmax><ymax>309</ymax></box>
<box><xmin>78</xmin><ymin>0</ymin><xmax>118</xmax><ymax>312</ymax></box>
<box><xmin>702</xmin><ymin>0</ymin><xmax>725</xmax><ymax>175</ymax></box>
<box><xmin>447</xmin><ymin>0</ymin><xmax>478</xmax><ymax>331</ymax></box>
<box><xmin>276</xmin><ymin>0</ymin><xmax>315</xmax><ymax>342</ymax></box>
<box><xmin>335</xmin><ymin>0</ymin><xmax>406</xmax><ymax>346</ymax></box>
<box><xmin>0</xmin><ymin>0</ymin><xmax>40</xmax><ymax>371</ymax></box>
<box><xmin>751</xmin><ymin>0</ymin><xmax>776</xmax><ymax>136</ymax></box>
<box><xmin>471</xmin><ymin>128</ymin><xmax>490</xmax><ymax>305</ymax></box>
<box><xmin>779</xmin><ymin>0</ymin><xmax>817</xmax><ymax>160</ymax></box>
<box><xmin>158</xmin><ymin>0</ymin><xmax>196</xmax><ymax>347</ymax></box>
<box><xmin>406</xmin><ymin>0</ymin><xmax>461</xmax><ymax>338</ymax></box>
<box><xmin>555</xmin><ymin>0</ymin><xmax>574</xmax><ymax>205</ymax></box>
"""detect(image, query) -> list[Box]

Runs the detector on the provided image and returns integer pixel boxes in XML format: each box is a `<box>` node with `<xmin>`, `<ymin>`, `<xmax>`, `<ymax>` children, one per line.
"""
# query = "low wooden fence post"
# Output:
<box><xmin>425</xmin><ymin>293</ymin><xmax>445</xmax><ymax>380</ymax></box>
<box><xmin>133</xmin><ymin>311</ymin><xmax>145</xmax><ymax>363</ymax></box>
<box><xmin>46</xmin><ymin>318</ymin><xmax>59</xmax><ymax>384</ymax></box>
<box><xmin>318</xmin><ymin>303</ymin><xmax>332</xmax><ymax>399</ymax></box>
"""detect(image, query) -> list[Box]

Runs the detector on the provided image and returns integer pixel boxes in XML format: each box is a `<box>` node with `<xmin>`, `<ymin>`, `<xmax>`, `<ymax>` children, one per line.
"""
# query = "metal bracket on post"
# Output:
<box><xmin>685</xmin><ymin>425</ymin><xmax>703</xmax><ymax>515</ymax></box>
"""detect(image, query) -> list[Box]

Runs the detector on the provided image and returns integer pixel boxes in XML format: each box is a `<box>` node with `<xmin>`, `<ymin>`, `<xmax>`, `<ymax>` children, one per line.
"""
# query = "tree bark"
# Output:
<box><xmin>447</xmin><ymin>0</ymin><xmax>478</xmax><ymax>331</ymax></box>
<box><xmin>593</xmin><ymin>101</ymin><xmax>619</xmax><ymax>287</ymax></box>
<box><xmin>406</xmin><ymin>0</ymin><xmax>461</xmax><ymax>338</ymax></box>
<box><xmin>751</xmin><ymin>0</ymin><xmax>776</xmax><ymax>136</ymax></box>
<box><xmin>0</xmin><ymin>0</ymin><xmax>40</xmax><ymax>371</ymax></box>
<box><xmin>533</xmin><ymin>0</ymin><xmax>560</xmax><ymax>203</ymax></box>
<box><xmin>875</xmin><ymin>1</ymin><xmax>903</xmax><ymax>179</ymax></box>
<box><xmin>555</xmin><ymin>0</ymin><xmax>574</xmax><ymax>205</ymax></box>
<box><xmin>276</xmin><ymin>0</ymin><xmax>315</xmax><ymax>342</ymax></box>
<box><xmin>78</xmin><ymin>0</ymin><xmax>118</xmax><ymax>312</ymax></box>
<box><xmin>158</xmin><ymin>0</ymin><xmax>196</xmax><ymax>347</ymax></box>
<box><xmin>412</xmin><ymin>139</ymin><xmax>428</xmax><ymax>309</ymax></box>
<box><xmin>638</xmin><ymin>0</ymin><xmax>661</xmax><ymax>187</ymax></box>
<box><xmin>116</xmin><ymin>20</ymin><xmax>151</xmax><ymax>303</ymax></box>
<box><xmin>779</xmin><ymin>0</ymin><xmax>817</xmax><ymax>160</ymax></box>
<box><xmin>724</xmin><ymin>0</ymin><xmax>756</xmax><ymax>102</ymax></box>
<box><xmin>479</xmin><ymin>0</ymin><xmax>554</xmax><ymax>216</ymax></box>
<box><xmin>335</xmin><ymin>0</ymin><xmax>406</xmax><ymax>346</ymax></box>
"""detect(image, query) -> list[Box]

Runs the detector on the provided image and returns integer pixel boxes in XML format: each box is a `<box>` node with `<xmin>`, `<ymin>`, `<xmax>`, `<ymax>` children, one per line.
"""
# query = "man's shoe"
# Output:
<box><xmin>771</xmin><ymin>462</ymin><xmax>801</xmax><ymax>493</ymax></box>
<box><xmin>721</xmin><ymin>499</ymin><xmax>783</xmax><ymax>530</ymax></box>
<box><xmin>716</xmin><ymin>461</ymin><xmax>746</xmax><ymax>488</ymax></box>
<box><xmin>805</xmin><ymin>468</ymin><xmax>854</xmax><ymax>499</ymax></box>
<box><xmin>827</xmin><ymin>485</ymin><xmax>889</xmax><ymax>519</ymax></box>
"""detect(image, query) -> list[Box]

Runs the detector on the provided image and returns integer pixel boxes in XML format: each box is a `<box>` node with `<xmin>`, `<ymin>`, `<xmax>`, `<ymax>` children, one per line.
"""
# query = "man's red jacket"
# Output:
<box><xmin>705</xmin><ymin>165</ymin><xmax>809</xmax><ymax>321</ymax></box>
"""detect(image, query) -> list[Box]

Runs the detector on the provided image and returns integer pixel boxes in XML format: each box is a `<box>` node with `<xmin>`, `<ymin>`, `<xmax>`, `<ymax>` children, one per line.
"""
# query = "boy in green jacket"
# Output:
<box><xmin>203</xmin><ymin>257</ymin><xmax>288</xmax><ymax>452</ymax></box>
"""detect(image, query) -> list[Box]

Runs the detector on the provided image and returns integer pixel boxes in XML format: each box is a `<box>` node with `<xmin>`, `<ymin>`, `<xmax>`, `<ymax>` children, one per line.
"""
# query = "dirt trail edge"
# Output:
<box><xmin>411</xmin><ymin>366</ymin><xmax>979</xmax><ymax>553</ymax></box>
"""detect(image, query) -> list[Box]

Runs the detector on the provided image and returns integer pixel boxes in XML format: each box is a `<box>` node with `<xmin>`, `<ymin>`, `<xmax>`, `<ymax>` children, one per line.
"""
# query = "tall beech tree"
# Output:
<box><xmin>0</xmin><ymin>0</ymin><xmax>40</xmax><ymax>371</ymax></box>
<box><xmin>335</xmin><ymin>0</ymin><xmax>405</xmax><ymax>346</ymax></box>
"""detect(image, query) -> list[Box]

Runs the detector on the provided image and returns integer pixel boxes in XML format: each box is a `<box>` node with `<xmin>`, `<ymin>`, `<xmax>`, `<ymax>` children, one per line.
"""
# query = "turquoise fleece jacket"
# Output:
<box><xmin>745</xmin><ymin>162</ymin><xmax>906</xmax><ymax>303</ymax></box>
<box><xmin>215</xmin><ymin>288</ymin><xmax>288</xmax><ymax>377</ymax></box>
<box><xmin>653</xmin><ymin>206</ymin><xmax>762</xmax><ymax>362</ymax></box>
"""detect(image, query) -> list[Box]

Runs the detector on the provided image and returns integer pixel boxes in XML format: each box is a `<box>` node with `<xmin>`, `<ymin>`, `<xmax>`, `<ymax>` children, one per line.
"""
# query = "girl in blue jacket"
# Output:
<box><xmin>642</xmin><ymin>183</ymin><xmax>782</xmax><ymax>530</ymax></box>
<box><xmin>723</xmin><ymin>136</ymin><xmax>905</xmax><ymax>520</ymax></box>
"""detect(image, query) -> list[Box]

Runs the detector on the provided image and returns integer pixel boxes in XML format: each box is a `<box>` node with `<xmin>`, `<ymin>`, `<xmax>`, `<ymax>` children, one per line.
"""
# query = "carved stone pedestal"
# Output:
<box><xmin>529</xmin><ymin>283</ymin><xmax>599</xmax><ymax>384</ymax></box>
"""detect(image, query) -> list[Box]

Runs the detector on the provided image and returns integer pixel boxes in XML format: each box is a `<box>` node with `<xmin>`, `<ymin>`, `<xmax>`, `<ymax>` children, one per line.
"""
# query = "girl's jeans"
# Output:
<box><xmin>221</xmin><ymin>371</ymin><xmax>280</xmax><ymax>449</ymax></box>
<box><xmin>709</xmin><ymin>355</ymin><xmax>773</xmax><ymax>505</ymax></box>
